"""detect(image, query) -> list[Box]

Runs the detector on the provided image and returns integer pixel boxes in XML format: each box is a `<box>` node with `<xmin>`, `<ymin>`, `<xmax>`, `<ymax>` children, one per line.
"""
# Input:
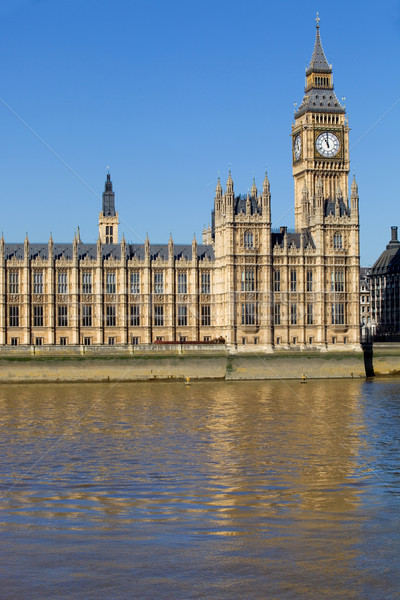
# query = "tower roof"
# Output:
<box><xmin>370</xmin><ymin>227</ymin><xmax>400</xmax><ymax>274</ymax></box>
<box><xmin>295</xmin><ymin>18</ymin><xmax>345</xmax><ymax>118</ymax></box>
<box><xmin>306</xmin><ymin>21</ymin><xmax>331</xmax><ymax>75</ymax></box>
<box><xmin>102</xmin><ymin>171</ymin><xmax>116</xmax><ymax>217</ymax></box>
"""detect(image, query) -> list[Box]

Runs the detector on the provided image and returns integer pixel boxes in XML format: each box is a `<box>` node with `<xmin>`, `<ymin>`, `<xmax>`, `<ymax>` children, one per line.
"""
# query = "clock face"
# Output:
<box><xmin>294</xmin><ymin>135</ymin><xmax>301</xmax><ymax>160</ymax></box>
<box><xmin>315</xmin><ymin>132</ymin><xmax>340</xmax><ymax>157</ymax></box>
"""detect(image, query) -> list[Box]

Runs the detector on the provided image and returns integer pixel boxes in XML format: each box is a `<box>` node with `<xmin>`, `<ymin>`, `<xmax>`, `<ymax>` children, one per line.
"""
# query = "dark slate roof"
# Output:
<box><xmin>54</xmin><ymin>244</ymin><xmax>74</xmax><ymax>260</ymax></box>
<box><xmin>272</xmin><ymin>231</ymin><xmax>315</xmax><ymax>250</ymax></box>
<box><xmin>295</xmin><ymin>88</ymin><xmax>345</xmax><ymax>118</ymax></box>
<box><xmin>130</xmin><ymin>244</ymin><xmax>214</xmax><ymax>261</ymax></box>
<box><xmin>234</xmin><ymin>195</ymin><xmax>262</xmax><ymax>216</ymax></box>
<box><xmin>324</xmin><ymin>198</ymin><xmax>350</xmax><ymax>218</ymax></box>
<box><xmin>5</xmin><ymin>244</ymin><xmax>25</xmax><ymax>260</ymax></box>
<box><xmin>102</xmin><ymin>244</ymin><xmax>121</xmax><ymax>260</ymax></box>
<box><xmin>306</xmin><ymin>27</ymin><xmax>331</xmax><ymax>75</ymax></box>
<box><xmin>370</xmin><ymin>239</ymin><xmax>400</xmax><ymax>275</ymax></box>
<box><xmin>5</xmin><ymin>243</ymin><xmax>98</xmax><ymax>261</ymax></box>
<box><xmin>4</xmin><ymin>242</ymin><xmax>215</xmax><ymax>262</ymax></box>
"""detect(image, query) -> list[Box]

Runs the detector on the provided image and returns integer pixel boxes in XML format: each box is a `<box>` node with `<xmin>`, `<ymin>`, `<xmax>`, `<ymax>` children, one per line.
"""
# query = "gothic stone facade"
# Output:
<box><xmin>0</xmin><ymin>24</ymin><xmax>360</xmax><ymax>349</ymax></box>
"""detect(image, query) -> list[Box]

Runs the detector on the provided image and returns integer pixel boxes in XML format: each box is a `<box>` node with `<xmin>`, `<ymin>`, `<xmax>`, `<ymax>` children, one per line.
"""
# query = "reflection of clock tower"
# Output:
<box><xmin>292</xmin><ymin>17</ymin><xmax>350</xmax><ymax>231</ymax></box>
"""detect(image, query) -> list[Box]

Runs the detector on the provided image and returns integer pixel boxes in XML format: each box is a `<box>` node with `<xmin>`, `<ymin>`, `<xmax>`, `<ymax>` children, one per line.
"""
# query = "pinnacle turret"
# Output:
<box><xmin>215</xmin><ymin>176</ymin><xmax>222</xmax><ymax>197</ymax></box>
<box><xmin>351</xmin><ymin>174</ymin><xmax>358</xmax><ymax>196</ymax></box>
<box><xmin>263</xmin><ymin>170</ymin><xmax>270</xmax><ymax>193</ymax></box>
<box><xmin>226</xmin><ymin>169</ymin><xmax>233</xmax><ymax>193</ymax></box>
<box><xmin>250</xmin><ymin>177</ymin><xmax>257</xmax><ymax>198</ymax></box>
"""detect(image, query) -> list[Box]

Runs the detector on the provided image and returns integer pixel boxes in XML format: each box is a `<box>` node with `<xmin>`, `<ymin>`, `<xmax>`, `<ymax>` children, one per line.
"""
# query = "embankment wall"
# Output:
<box><xmin>0</xmin><ymin>343</ymin><xmax>398</xmax><ymax>383</ymax></box>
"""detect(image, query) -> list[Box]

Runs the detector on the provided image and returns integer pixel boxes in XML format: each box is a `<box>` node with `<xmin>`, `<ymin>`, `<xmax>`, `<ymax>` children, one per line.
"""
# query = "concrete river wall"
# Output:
<box><xmin>0</xmin><ymin>343</ymin><xmax>399</xmax><ymax>382</ymax></box>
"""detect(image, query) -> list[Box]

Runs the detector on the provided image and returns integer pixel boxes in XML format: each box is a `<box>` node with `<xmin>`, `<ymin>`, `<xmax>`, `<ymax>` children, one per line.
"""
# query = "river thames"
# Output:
<box><xmin>0</xmin><ymin>379</ymin><xmax>399</xmax><ymax>599</ymax></box>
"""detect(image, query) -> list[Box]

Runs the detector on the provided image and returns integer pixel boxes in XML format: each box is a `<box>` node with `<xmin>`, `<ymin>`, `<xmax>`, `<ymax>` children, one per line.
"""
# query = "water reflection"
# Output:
<box><xmin>0</xmin><ymin>380</ymin><xmax>399</xmax><ymax>599</ymax></box>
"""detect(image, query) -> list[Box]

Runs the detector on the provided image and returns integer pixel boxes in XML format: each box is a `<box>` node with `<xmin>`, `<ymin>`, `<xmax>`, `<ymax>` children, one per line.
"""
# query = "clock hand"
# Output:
<box><xmin>325</xmin><ymin>133</ymin><xmax>330</xmax><ymax>148</ymax></box>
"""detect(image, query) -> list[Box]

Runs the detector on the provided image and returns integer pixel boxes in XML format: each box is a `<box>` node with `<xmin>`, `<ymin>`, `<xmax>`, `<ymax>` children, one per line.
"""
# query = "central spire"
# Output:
<box><xmin>306</xmin><ymin>17</ymin><xmax>331</xmax><ymax>75</ymax></box>
<box><xmin>294</xmin><ymin>16</ymin><xmax>345</xmax><ymax>118</ymax></box>
<box><xmin>102</xmin><ymin>172</ymin><xmax>116</xmax><ymax>217</ymax></box>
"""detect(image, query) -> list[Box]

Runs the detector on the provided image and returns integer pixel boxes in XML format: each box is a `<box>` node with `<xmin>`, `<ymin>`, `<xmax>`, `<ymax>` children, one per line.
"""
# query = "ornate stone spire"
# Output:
<box><xmin>226</xmin><ymin>169</ymin><xmax>233</xmax><ymax>192</ymax></box>
<box><xmin>250</xmin><ymin>177</ymin><xmax>257</xmax><ymax>198</ymax></box>
<box><xmin>295</xmin><ymin>17</ymin><xmax>344</xmax><ymax>118</ymax></box>
<box><xmin>215</xmin><ymin>176</ymin><xmax>222</xmax><ymax>198</ymax></box>
<box><xmin>351</xmin><ymin>174</ymin><xmax>358</xmax><ymax>196</ymax></box>
<box><xmin>316</xmin><ymin>176</ymin><xmax>324</xmax><ymax>212</ymax></box>
<box><xmin>225</xmin><ymin>168</ymin><xmax>234</xmax><ymax>214</ymax></box>
<box><xmin>262</xmin><ymin>170</ymin><xmax>270</xmax><ymax>193</ymax></box>
<box><xmin>168</xmin><ymin>232</ymin><xmax>174</xmax><ymax>259</ymax></box>
<box><xmin>246</xmin><ymin>192</ymin><xmax>251</xmax><ymax>215</ymax></box>
<box><xmin>350</xmin><ymin>174</ymin><xmax>359</xmax><ymax>215</ymax></box>
<box><xmin>306</xmin><ymin>14</ymin><xmax>331</xmax><ymax>76</ymax></box>
<box><xmin>102</xmin><ymin>172</ymin><xmax>116</xmax><ymax>216</ymax></box>
<box><xmin>261</xmin><ymin>170</ymin><xmax>271</xmax><ymax>221</ymax></box>
<box><xmin>48</xmin><ymin>232</ymin><xmax>54</xmax><ymax>258</ymax></box>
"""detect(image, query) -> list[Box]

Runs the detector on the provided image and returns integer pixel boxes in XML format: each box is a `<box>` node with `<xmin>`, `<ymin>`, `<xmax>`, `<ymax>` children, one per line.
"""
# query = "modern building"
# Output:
<box><xmin>0</xmin><ymin>20</ymin><xmax>360</xmax><ymax>350</ymax></box>
<box><xmin>369</xmin><ymin>226</ymin><xmax>400</xmax><ymax>337</ymax></box>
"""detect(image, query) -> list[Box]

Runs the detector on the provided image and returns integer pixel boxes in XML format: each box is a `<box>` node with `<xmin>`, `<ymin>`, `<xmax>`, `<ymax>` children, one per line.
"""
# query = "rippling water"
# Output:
<box><xmin>0</xmin><ymin>379</ymin><xmax>399</xmax><ymax>599</ymax></box>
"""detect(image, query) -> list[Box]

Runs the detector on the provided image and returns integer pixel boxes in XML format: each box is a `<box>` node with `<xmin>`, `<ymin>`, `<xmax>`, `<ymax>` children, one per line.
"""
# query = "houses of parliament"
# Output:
<box><xmin>0</xmin><ymin>21</ymin><xmax>360</xmax><ymax>350</ymax></box>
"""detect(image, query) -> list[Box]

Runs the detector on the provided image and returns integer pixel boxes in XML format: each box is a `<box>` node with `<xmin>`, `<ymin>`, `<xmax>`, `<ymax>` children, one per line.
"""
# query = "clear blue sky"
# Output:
<box><xmin>0</xmin><ymin>0</ymin><xmax>399</xmax><ymax>266</ymax></box>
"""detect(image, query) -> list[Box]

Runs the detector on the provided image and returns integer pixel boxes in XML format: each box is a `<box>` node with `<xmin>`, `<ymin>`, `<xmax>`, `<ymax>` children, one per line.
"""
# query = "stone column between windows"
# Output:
<box><xmin>191</xmin><ymin>252</ymin><xmax>199</xmax><ymax>341</ymax></box>
<box><xmin>283</xmin><ymin>243</ymin><xmax>289</xmax><ymax>345</ymax></box>
<box><xmin>0</xmin><ymin>247</ymin><xmax>5</xmax><ymax>345</ymax></box>
<box><xmin>227</xmin><ymin>259</ymin><xmax>236</xmax><ymax>346</ymax></box>
<box><xmin>264</xmin><ymin>261</ymin><xmax>273</xmax><ymax>347</ymax></box>
<box><xmin>120</xmin><ymin>254</ymin><xmax>128</xmax><ymax>345</ymax></box>
<box><xmin>300</xmin><ymin>252</ymin><xmax>306</xmax><ymax>346</ymax></box>
<box><xmin>48</xmin><ymin>255</ymin><xmax>55</xmax><ymax>345</ymax></box>
<box><xmin>71</xmin><ymin>251</ymin><xmax>79</xmax><ymax>345</ymax></box>
<box><xmin>144</xmin><ymin>256</ymin><xmax>152</xmax><ymax>344</ymax></box>
<box><xmin>348</xmin><ymin>260</ymin><xmax>360</xmax><ymax>343</ymax></box>
<box><xmin>23</xmin><ymin>248</ymin><xmax>31</xmax><ymax>345</ymax></box>
<box><xmin>167</xmin><ymin>255</ymin><xmax>175</xmax><ymax>342</ymax></box>
<box><xmin>95</xmin><ymin>249</ymin><xmax>103</xmax><ymax>345</ymax></box>
<box><xmin>262</xmin><ymin>228</ymin><xmax>273</xmax><ymax>347</ymax></box>
<box><xmin>319</xmin><ymin>256</ymin><xmax>327</xmax><ymax>346</ymax></box>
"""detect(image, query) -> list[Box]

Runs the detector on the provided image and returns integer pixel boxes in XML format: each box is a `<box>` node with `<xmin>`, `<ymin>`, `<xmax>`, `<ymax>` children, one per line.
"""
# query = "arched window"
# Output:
<box><xmin>333</xmin><ymin>233</ymin><xmax>343</xmax><ymax>250</ymax></box>
<box><xmin>244</xmin><ymin>231</ymin><xmax>254</xmax><ymax>249</ymax></box>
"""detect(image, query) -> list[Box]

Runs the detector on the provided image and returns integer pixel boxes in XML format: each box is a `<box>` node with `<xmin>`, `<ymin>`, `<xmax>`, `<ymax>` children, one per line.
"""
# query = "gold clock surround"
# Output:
<box><xmin>314</xmin><ymin>129</ymin><xmax>343</xmax><ymax>160</ymax></box>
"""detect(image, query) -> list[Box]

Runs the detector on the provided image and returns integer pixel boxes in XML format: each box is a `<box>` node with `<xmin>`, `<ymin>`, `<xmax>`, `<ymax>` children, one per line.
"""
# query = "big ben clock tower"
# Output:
<box><xmin>292</xmin><ymin>15</ymin><xmax>350</xmax><ymax>231</ymax></box>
